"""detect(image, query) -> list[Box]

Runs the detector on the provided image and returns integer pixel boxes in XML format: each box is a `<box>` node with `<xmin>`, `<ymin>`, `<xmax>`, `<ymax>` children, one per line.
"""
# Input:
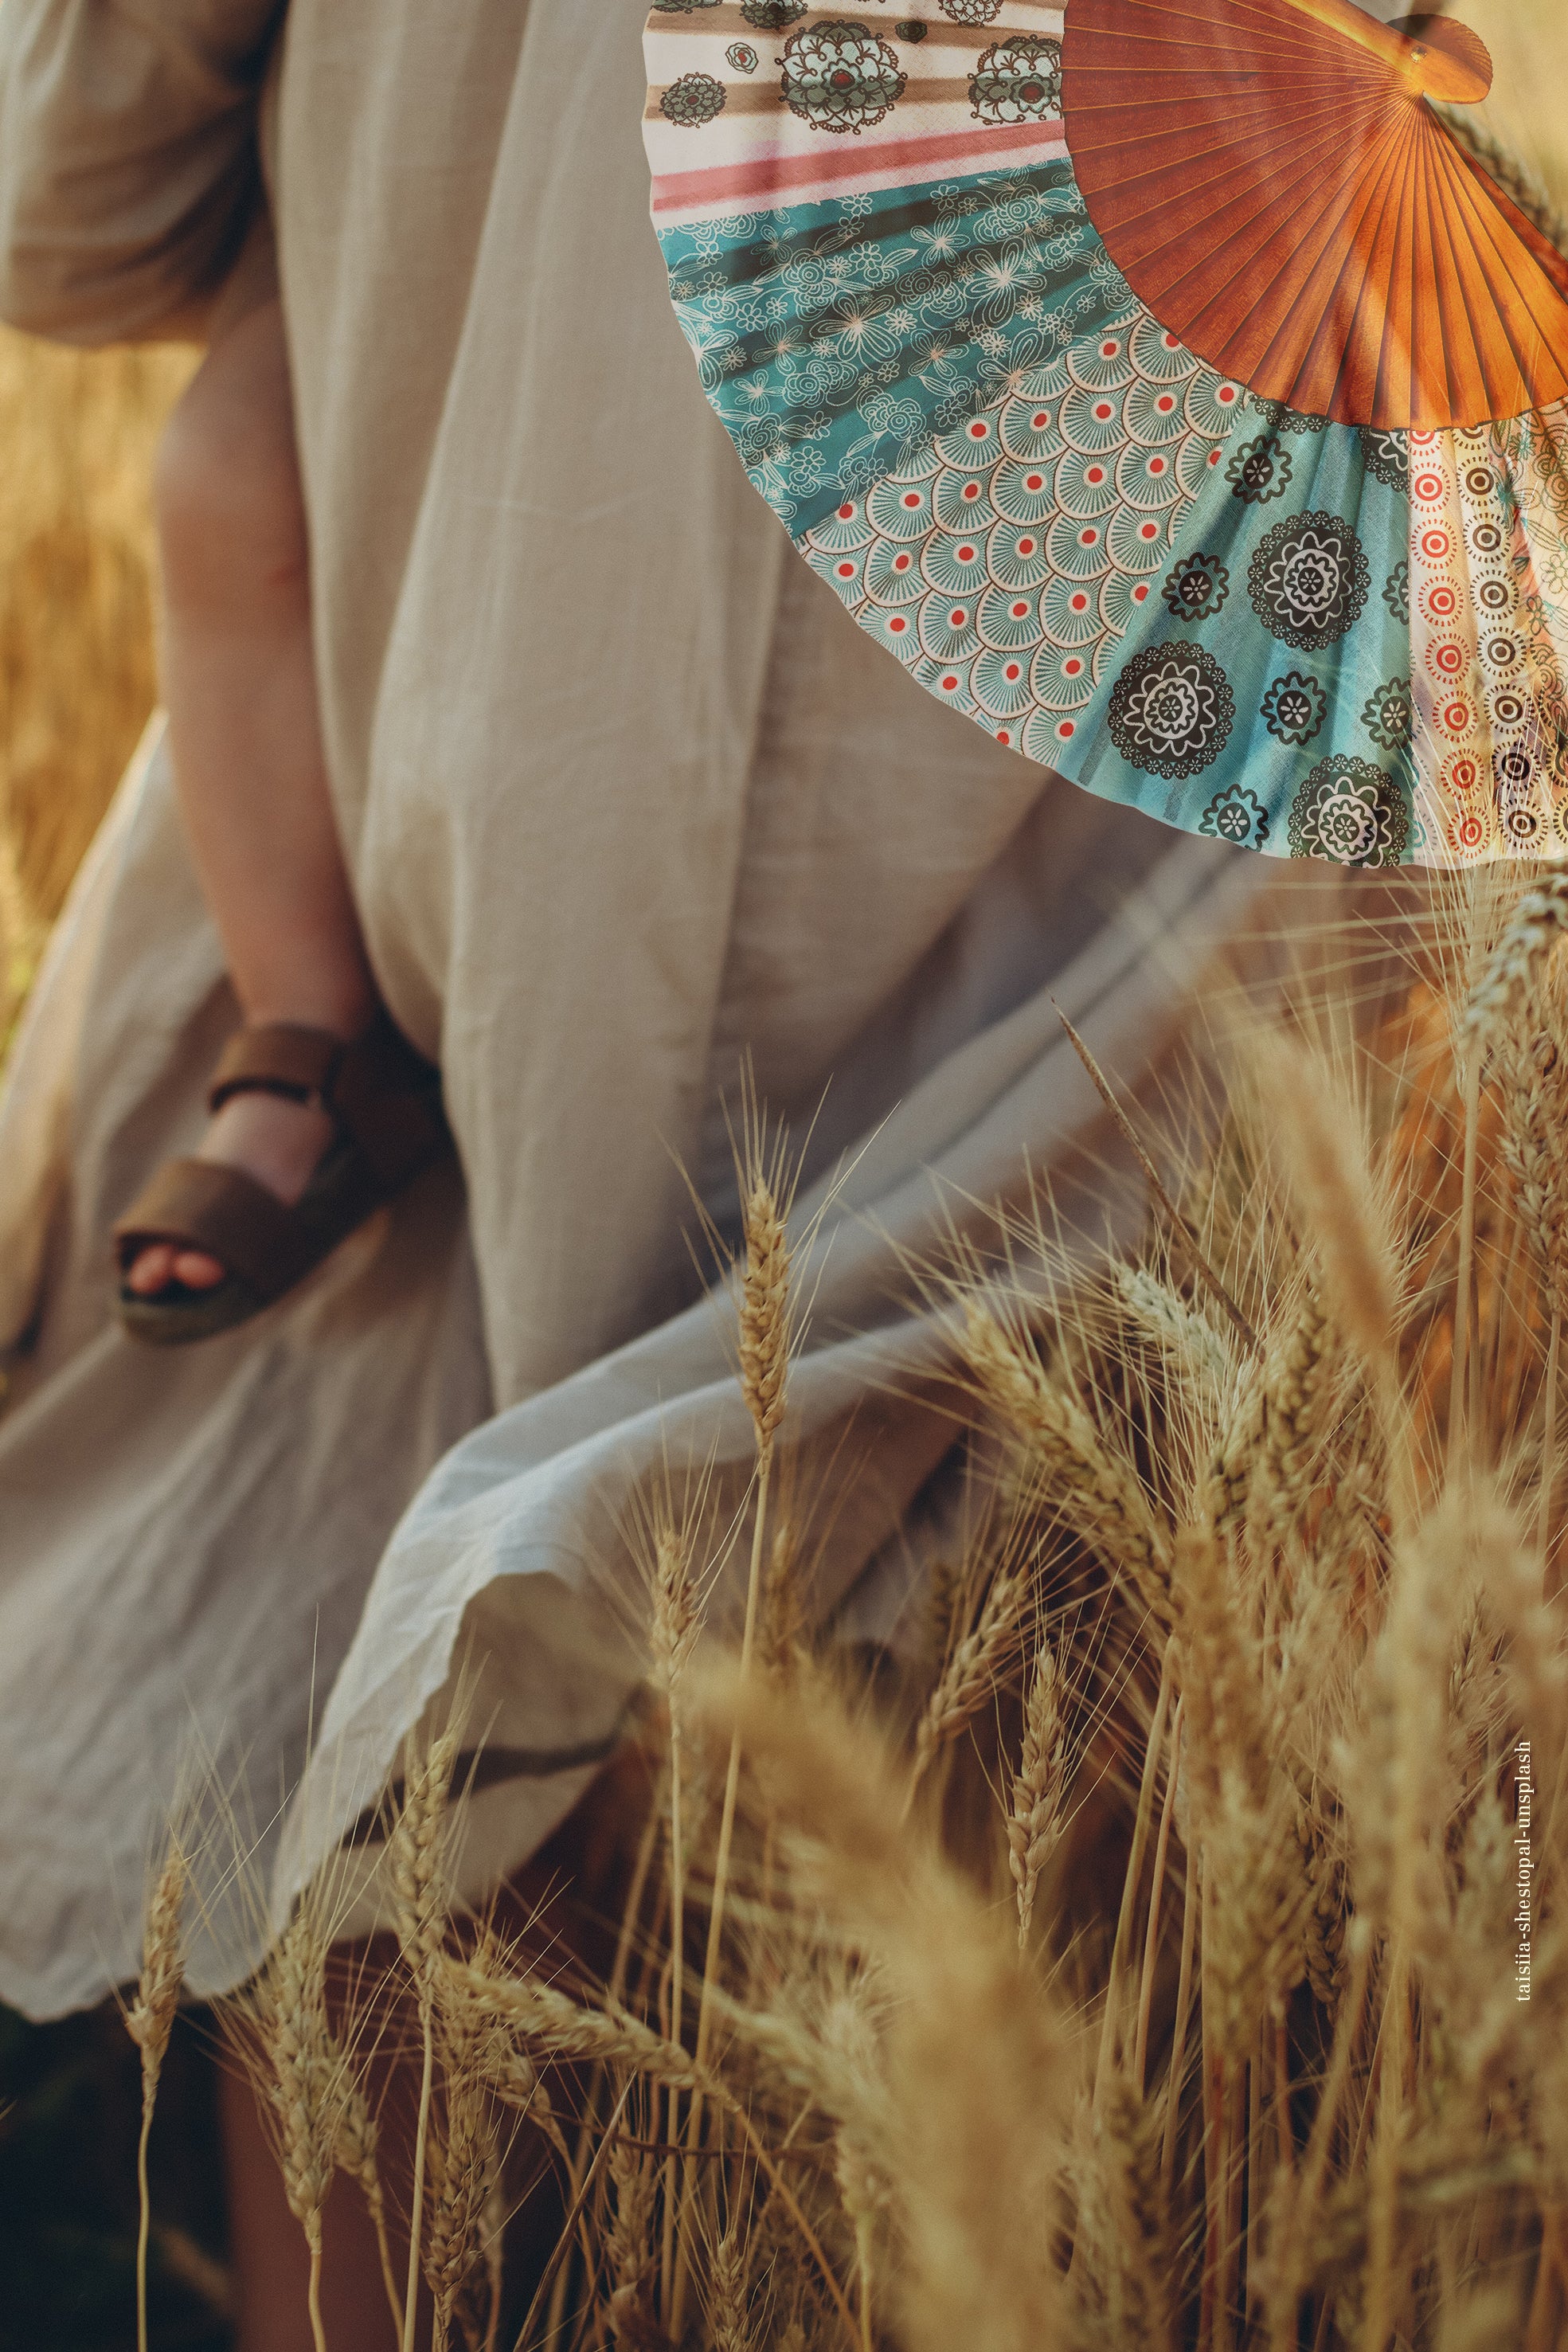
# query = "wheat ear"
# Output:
<box><xmin>678</xmin><ymin>1166</ymin><xmax>793</xmax><ymax>2334</ymax></box>
<box><xmin>699</xmin><ymin>1172</ymin><xmax>791</xmax><ymax>2021</ymax></box>
<box><xmin>1009</xmin><ymin>1629</ymin><xmax>1069</xmax><ymax>1952</ymax></box>
<box><xmin>388</xmin><ymin>1725</ymin><xmax>459</xmax><ymax>2352</ymax></box>
<box><xmin>337</xmin><ymin>2080</ymin><xmax>405</xmax><ymax>2342</ymax></box>
<box><xmin>125</xmin><ymin>1833</ymin><xmax>187</xmax><ymax>2352</ymax></box>
<box><xmin>425</xmin><ymin>1977</ymin><xmax>496</xmax><ymax>2352</ymax></box>
<box><xmin>456</xmin><ymin>1947</ymin><xmax>858</xmax><ymax>2341</ymax></box>
<box><xmin>1460</xmin><ymin>874</ymin><xmax>1568</xmax><ymax>1044</ymax></box>
<box><xmin>912</xmin><ymin>1563</ymin><xmax>1028</xmax><ymax>1801</ymax></box>
<box><xmin>268</xmin><ymin>1906</ymin><xmax>354</xmax><ymax>2352</ymax></box>
<box><xmin>1447</xmin><ymin>883</ymin><xmax>1568</xmax><ymax>1465</ymax></box>
<box><xmin>1494</xmin><ymin>1004</ymin><xmax>1568</xmax><ymax>1549</ymax></box>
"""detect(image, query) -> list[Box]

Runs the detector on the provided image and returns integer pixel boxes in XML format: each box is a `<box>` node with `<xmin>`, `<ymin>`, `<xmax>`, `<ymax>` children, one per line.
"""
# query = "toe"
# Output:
<box><xmin>123</xmin><ymin>1242</ymin><xmax>227</xmax><ymax>1297</ymax></box>
<box><xmin>125</xmin><ymin>1243</ymin><xmax>177</xmax><ymax>1297</ymax></box>
<box><xmin>171</xmin><ymin>1248</ymin><xmax>226</xmax><ymax>1292</ymax></box>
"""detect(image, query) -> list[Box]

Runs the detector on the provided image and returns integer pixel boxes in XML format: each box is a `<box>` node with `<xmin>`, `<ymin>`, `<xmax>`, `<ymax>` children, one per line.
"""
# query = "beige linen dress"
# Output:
<box><xmin>0</xmin><ymin>0</ymin><xmax>1285</xmax><ymax>2018</ymax></box>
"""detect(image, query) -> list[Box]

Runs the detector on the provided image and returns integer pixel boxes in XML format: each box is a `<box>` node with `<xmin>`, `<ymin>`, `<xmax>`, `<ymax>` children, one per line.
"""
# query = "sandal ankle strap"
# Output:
<box><xmin>207</xmin><ymin>1012</ymin><xmax>448</xmax><ymax>1190</ymax></box>
<box><xmin>208</xmin><ymin>1023</ymin><xmax>345</xmax><ymax>1112</ymax></box>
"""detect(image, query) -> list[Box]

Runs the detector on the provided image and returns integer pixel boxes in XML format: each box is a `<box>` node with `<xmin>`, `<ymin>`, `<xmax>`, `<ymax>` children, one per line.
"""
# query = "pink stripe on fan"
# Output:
<box><xmin>651</xmin><ymin>119</ymin><xmax>1063</xmax><ymax>218</ymax></box>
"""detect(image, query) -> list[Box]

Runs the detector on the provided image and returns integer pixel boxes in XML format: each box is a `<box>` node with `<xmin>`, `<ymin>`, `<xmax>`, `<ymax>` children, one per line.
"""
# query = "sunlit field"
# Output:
<box><xmin>0</xmin><ymin>331</ymin><xmax>190</xmax><ymax>1026</ymax></box>
<box><xmin>3</xmin><ymin>7</ymin><xmax>1568</xmax><ymax>2348</ymax></box>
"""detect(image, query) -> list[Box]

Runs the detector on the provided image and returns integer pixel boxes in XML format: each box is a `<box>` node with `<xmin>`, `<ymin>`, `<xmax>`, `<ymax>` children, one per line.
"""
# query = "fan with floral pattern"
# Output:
<box><xmin>643</xmin><ymin>0</ymin><xmax>1568</xmax><ymax>867</ymax></box>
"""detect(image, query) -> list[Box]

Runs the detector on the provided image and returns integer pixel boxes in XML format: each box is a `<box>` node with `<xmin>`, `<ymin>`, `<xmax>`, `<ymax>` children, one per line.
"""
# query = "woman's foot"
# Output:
<box><xmin>123</xmin><ymin>1090</ymin><xmax>336</xmax><ymax>1296</ymax></box>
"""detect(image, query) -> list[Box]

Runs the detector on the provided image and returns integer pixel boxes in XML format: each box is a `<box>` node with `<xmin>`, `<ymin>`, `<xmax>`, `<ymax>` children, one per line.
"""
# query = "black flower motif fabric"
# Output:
<box><xmin>779</xmin><ymin>22</ymin><xmax>906</xmax><ymax>132</ymax></box>
<box><xmin>1259</xmin><ymin>403</ymin><xmax>1331</xmax><ymax>438</ymax></box>
<box><xmin>970</xmin><ymin>35</ymin><xmax>1062</xmax><ymax>123</ymax></box>
<box><xmin>661</xmin><ymin>71</ymin><xmax>727</xmax><ymax>124</ymax></box>
<box><xmin>940</xmin><ymin>0</ymin><xmax>1005</xmax><ymax>20</ymax></box>
<box><xmin>1261</xmin><ymin>670</ymin><xmax>1327</xmax><ymax>746</ymax></box>
<box><xmin>1359</xmin><ymin>429</ymin><xmax>1409</xmax><ymax>491</ymax></box>
<box><xmin>1288</xmin><ymin>756</ymin><xmax>1409</xmax><ymax>866</ymax></box>
<box><xmin>1248</xmin><ymin>511</ymin><xmax>1370</xmax><ymax>650</ymax></box>
<box><xmin>741</xmin><ymin>0</ymin><xmax>805</xmax><ymax>24</ymax></box>
<box><xmin>1109</xmin><ymin>643</ymin><xmax>1235</xmax><ymax>778</ymax></box>
<box><xmin>1362</xmin><ymin>675</ymin><xmax>1413</xmax><ymax>750</ymax></box>
<box><xmin>1199</xmin><ymin>782</ymin><xmax>1270</xmax><ymax>847</ymax></box>
<box><xmin>1382</xmin><ymin>561</ymin><xmax>1410</xmax><ymax>626</ymax></box>
<box><xmin>1163</xmin><ymin>552</ymin><xmax>1230</xmax><ymax>624</ymax></box>
<box><xmin>1226</xmin><ymin>434</ymin><xmax>1292</xmax><ymax>506</ymax></box>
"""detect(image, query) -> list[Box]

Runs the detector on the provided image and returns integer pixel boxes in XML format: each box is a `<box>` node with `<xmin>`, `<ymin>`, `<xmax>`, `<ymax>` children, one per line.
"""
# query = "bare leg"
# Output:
<box><xmin>126</xmin><ymin>295</ymin><xmax>378</xmax><ymax>1299</ymax></box>
<box><xmin>220</xmin><ymin>2060</ymin><xmax>421</xmax><ymax>2352</ymax></box>
<box><xmin>218</xmin><ymin>1755</ymin><xmax>651</xmax><ymax>2348</ymax></box>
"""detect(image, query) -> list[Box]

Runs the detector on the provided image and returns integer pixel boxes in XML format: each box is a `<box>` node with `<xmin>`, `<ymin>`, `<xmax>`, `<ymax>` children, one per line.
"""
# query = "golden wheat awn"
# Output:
<box><xmin>83</xmin><ymin>843</ymin><xmax>1568</xmax><ymax>2351</ymax></box>
<box><xmin>120</xmin><ymin>867</ymin><xmax>1568</xmax><ymax>2352</ymax></box>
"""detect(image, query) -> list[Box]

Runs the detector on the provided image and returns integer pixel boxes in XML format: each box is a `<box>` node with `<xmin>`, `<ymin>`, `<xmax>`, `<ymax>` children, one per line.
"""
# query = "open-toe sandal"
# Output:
<box><xmin>113</xmin><ymin>1010</ymin><xmax>450</xmax><ymax>1346</ymax></box>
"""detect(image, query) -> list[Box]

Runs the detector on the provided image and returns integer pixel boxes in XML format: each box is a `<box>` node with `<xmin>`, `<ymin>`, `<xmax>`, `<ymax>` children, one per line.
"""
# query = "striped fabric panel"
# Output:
<box><xmin>647</xmin><ymin>1</ymin><xmax>1065</xmax><ymax>224</ymax></box>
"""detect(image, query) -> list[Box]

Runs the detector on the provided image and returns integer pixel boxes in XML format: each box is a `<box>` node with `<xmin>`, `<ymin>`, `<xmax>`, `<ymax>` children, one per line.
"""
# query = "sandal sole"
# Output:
<box><xmin>113</xmin><ymin>1138</ymin><xmax>398</xmax><ymax>1347</ymax></box>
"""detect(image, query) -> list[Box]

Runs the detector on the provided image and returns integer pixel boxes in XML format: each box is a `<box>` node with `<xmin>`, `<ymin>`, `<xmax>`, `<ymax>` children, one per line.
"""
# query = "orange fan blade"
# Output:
<box><xmin>1061</xmin><ymin>0</ymin><xmax>1568</xmax><ymax>427</ymax></box>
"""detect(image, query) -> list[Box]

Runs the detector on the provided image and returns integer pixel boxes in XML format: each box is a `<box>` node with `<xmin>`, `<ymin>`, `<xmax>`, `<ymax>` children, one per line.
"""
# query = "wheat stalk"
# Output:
<box><xmin>679</xmin><ymin>1143</ymin><xmax>797</xmax><ymax>2334</ymax></box>
<box><xmin>1070</xmin><ymin>2074</ymin><xmax>1179</xmax><ymax>2352</ymax></box>
<box><xmin>141</xmin><ymin>922</ymin><xmax>1568</xmax><ymax>2350</ymax></box>
<box><xmin>690</xmin><ymin>1665</ymin><xmax>1066</xmax><ymax>2352</ymax></box>
<box><xmin>243</xmin><ymin>1902</ymin><xmax>356</xmax><ymax>2352</ymax></box>
<box><xmin>124</xmin><ymin>1832</ymin><xmax>187</xmax><ymax>2352</ymax></box>
<box><xmin>336</xmin><ymin>2080</ymin><xmax>405</xmax><ymax>2342</ymax></box>
<box><xmin>388</xmin><ymin>1724</ymin><xmax>459</xmax><ymax>2352</ymax></box>
<box><xmin>738</xmin><ymin>1175</ymin><xmax>792</xmax><ymax>1459</ymax></box>
<box><xmin>649</xmin><ymin>1512</ymin><xmax>699</xmax><ymax>2314</ymax></box>
<box><xmin>424</xmin><ymin>1981</ymin><xmax>497</xmax><ymax>2352</ymax></box>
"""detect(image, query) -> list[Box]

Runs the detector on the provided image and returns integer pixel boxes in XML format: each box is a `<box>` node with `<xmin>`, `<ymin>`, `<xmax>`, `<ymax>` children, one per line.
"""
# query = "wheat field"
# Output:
<box><xmin>123</xmin><ymin>887</ymin><xmax>1568</xmax><ymax>2352</ymax></box>
<box><xmin>2</xmin><ymin>6</ymin><xmax>1568</xmax><ymax>2346</ymax></box>
<box><xmin>0</xmin><ymin>328</ymin><xmax>191</xmax><ymax>1025</ymax></box>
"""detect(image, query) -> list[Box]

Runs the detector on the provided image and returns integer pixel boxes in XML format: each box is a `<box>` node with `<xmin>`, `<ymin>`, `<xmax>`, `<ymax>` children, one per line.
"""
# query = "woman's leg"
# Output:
<box><xmin>218</xmin><ymin>1753</ymin><xmax>653</xmax><ymax>2347</ymax></box>
<box><xmin>125</xmin><ymin>295</ymin><xmax>379</xmax><ymax>1299</ymax></box>
<box><xmin>220</xmin><ymin>2058</ymin><xmax>424</xmax><ymax>2352</ymax></box>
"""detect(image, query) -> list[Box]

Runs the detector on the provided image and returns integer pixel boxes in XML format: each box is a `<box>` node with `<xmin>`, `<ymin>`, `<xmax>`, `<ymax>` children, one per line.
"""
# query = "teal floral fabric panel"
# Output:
<box><xmin>658</xmin><ymin>162</ymin><xmax>1130</xmax><ymax>539</ymax></box>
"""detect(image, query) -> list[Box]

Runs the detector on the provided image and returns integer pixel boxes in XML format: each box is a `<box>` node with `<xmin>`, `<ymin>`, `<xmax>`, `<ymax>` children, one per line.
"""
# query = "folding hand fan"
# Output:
<box><xmin>643</xmin><ymin>0</ymin><xmax>1568</xmax><ymax>867</ymax></box>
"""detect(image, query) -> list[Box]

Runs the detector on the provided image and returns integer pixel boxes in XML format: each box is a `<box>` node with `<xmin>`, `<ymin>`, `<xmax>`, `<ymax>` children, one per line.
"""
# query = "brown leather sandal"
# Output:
<box><xmin>113</xmin><ymin>1011</ymin><xmax>451</xmax><ymax>1345</ymax></box>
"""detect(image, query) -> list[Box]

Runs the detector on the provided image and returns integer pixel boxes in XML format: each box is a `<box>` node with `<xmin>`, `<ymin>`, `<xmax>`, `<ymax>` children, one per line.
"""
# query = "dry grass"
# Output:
<box><xmin>0</xmin><ymin>323</ymin><xmax>191</xmax><ymax>1022</ymax></box>
<box><xmin>108</xmin><ymin>861</ymin><xmax>1568</xmax><ymax>2352</ymax></box>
